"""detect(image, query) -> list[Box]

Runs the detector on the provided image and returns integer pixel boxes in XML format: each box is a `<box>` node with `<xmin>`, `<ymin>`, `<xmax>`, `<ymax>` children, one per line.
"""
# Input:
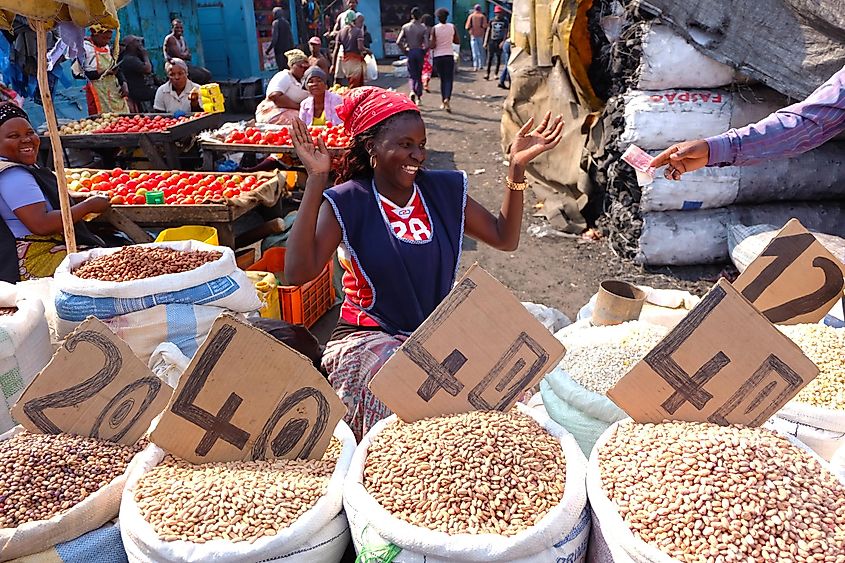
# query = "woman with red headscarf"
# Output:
<box><xmin>285</xmin><ymin>87</ymin><xmax>563</xmax><ymax>439</ymax></box>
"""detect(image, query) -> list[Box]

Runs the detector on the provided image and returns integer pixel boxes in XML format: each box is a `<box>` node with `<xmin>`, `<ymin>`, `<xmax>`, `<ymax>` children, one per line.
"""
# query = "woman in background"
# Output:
<box><xmin>0</xmin><ymin>104</ymin><xmax>109</xmax><ymax>281</ymax></box>
<box><xmin>299</xmin><ymin>67</ymin><xmax>343</xmax><ymax>126</ymax></box>
<box><xmin>430</xmin><ymin>8</ymin><xmax>459</xmax><ymax>113</ymax></box>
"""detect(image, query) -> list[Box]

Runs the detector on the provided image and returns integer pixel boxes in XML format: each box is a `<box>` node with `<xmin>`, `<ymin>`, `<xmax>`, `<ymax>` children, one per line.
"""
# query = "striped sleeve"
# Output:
<box><xmin>706</xmin><ymin>65</ymin><xmax>845</xmax><ymax>167</ymax></box>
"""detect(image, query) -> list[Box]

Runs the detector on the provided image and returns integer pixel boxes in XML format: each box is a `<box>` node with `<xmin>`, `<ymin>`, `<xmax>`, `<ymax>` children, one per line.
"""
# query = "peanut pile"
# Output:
<box><xmin>599</xmin><ymin>421</ymin><xmax>845</xmax><ymax>562</ymax></box>
<box><xmin>364</xmin><ymin>410</ymin><xmax>566</xmax><ymax>536</ymax></box>
<box><xmin>0</xmin><ymin>432</ymin><xmax>143</xmax><ymax>527</ymax></box>
<box><xmin>0</xmin><ymin>307</ymin><xmax>17</xmax><ymax>316</ymax></box>
<box><xmin>134</xmin><ymin>438</ymin><xmax>341</xmax><ymax>543</ymax></box>
<box><xmin>73</xmin><ymin>246</ymin><xmax>222</xmax><ymax>281</ymax></box>
<box><xmin>562</xmin><ymin>323</ymin><xmax>667</xmax><ymax>395</ymax></box>
<box><xmin>778</xmin><ymin>324</ymin><xmax>845</xmax><ymax>410</ymax></box>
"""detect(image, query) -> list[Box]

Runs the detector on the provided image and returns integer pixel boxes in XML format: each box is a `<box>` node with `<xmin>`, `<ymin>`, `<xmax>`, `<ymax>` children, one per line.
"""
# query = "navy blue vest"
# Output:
<box><xmin>324</xmin><ymin>170</ymin><xmax>467</xmax><ymax>335</ymax></box>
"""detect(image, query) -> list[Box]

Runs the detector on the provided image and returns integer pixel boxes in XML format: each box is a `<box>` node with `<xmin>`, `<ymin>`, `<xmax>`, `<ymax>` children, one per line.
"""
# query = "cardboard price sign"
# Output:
<box><xmin>607</xmin><ymin>279</ymin><xmax>818</xmax><ymax>426</ymax></box>
<box><xmin>733</xmin><ymin>219</ymin><xmax>845</xmax><ymax>325</ymax></box>
<box><xmin>369</xmin><ymin>265</ymin><xmax>565</xmax><ymax>422</ymax></box>
<box><xmin>11</xmin><ymin>317</ymin><xmax>173</xmax><ymax>445</ymax></box>
<box><xmin>151</xmin><ymin>315</ymin><xmax>344</xmax><ymax>463</ymax></box>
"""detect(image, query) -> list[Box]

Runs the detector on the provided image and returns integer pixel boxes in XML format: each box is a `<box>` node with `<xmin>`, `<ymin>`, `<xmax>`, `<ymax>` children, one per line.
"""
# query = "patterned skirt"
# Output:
<box><xmin>321</xmin><ymin>330</ymin><xmax>407</xmax><ymax>441</ymax></box>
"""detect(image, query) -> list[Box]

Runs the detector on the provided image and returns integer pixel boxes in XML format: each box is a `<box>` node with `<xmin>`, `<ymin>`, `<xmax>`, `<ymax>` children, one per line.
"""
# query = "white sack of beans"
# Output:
<box><xmin>343</xmin><ymin>404</ymin><xmax>590</xmax><ymax>563</ymax></box>
<box><xmin>769</xmin><ymin>324</ymin><xmax>845</xmax><ymax>478</ymax></box>
<box><xmin>0</xmin><ymin>282</ymin><xmax>52</xmax><ymax>433</ymax></box>
<box><xmin>53</xmin><ymin>241</ymin><xmax>261</xmax><ymax>362</ymax></box>
<box><xmin>0</xmin><ymin>426</ymin><xmax>144</xmax><ymax>560</ymax></box>
<box><xmin>587</xmin><ymin>419</ymin><xmax>845</xmax><ymax>563</ymax></box>
<box><xmin>120</xmin><ymin>420</ymin><xmax>356</xmax><ymax>563</ymax></box>
<box><xmin>541</xmin><ymin>321</ymin><xmax>667</xmax><ymax>456</ymax></box>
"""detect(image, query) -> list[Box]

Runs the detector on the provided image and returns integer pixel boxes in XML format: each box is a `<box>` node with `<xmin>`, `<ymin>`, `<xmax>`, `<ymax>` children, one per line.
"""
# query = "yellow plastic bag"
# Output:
<box><xmin>155</xmin><ymin>225</ymin><xmax>219</xmax><ymax>246</ymax></box>
<box><xmin>245</xmin><ymin>271</ymin><xmax>280</xmax><ymax>319</ymax></box>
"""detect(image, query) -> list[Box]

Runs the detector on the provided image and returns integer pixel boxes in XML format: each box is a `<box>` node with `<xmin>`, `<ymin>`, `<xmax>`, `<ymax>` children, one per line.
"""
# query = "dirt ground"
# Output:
<box><xmin>369</xmin><ymin>63</ymin><xmax>721</xmax><ymax>320</ymax></box>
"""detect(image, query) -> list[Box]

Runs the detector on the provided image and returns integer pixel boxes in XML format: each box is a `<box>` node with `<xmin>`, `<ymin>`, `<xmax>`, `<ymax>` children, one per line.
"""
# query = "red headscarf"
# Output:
<box><xmin>336</xmin><ymin>87</ymin><xmax>419</xmax><ymax>137</ymax></box>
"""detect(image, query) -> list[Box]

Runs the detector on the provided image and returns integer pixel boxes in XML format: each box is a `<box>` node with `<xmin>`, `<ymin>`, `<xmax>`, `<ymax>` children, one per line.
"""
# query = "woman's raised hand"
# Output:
<box><xmin>509</xmin><ymin>112</ymin><xmax>565</xmax><ymax>168</ymax></box>
<box><xmin>290</xmin><ymin>117</ymin><xmax>332</xmax><ymax>177</ymax></box>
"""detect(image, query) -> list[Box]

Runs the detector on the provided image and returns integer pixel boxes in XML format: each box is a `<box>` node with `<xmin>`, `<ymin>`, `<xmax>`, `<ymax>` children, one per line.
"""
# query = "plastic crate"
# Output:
<box><xmin>248</xmin><ymin>248</ymin><xmax>334</xmax><ymax>328</ymax></box>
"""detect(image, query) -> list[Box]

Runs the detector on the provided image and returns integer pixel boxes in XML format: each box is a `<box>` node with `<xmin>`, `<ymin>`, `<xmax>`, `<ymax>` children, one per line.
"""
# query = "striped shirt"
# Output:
<box><xmin>706</xmin><ymin>65</ymin><xmax>845</xmax><ymax>167</ymax></box>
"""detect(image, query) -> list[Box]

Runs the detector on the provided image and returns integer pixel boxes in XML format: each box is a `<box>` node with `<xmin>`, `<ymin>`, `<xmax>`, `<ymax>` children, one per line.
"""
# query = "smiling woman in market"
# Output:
<box><xmin>0</xmin><ymin>104</ymin><xmax>109</xmax><ymax>283</ymax></box>
<box><xmin>153</xmin><ymin>58</ymin><xmax>201</xmax><ymax>114</ymax></box>
<box><xmin>255</xmin><ymin>49</ymin><xmax>311</xmax><ymax>125</ymax></box>
<box><xmin>285</xmin><ymin>87</ymin><xmax>564</xmax><ymax>439</ymax></box>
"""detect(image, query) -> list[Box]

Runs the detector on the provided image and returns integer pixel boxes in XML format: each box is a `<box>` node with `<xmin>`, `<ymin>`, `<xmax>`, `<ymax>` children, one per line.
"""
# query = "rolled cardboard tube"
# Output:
<box><xmin>593</xmin><ymin>280</ymin><xmax>647</xmax><ymax>326</ymax></box>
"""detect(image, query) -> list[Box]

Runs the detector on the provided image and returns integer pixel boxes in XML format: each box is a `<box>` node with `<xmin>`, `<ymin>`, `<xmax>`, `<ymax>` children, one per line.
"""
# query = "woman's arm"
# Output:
<box><xmin>452</xmin><ymin>24</ymin><xmax>460</xmax><ymax>44</ymax></box>
<box><xmin>267</xmin><ymin>90</ymin><xmax>302</xmax><ymax>109</ymax></box>
<box><xmin>284</xmin><ymin>118</ymin><xmax>342</xmax><ymax>285</ymax></box>
<box><xmin>14</xmin><ymin>196</ymin><xmax>110</xmax><ymax>237</ymax></box>
<box><xmin>430</xmin><ymin>27</ymin><xmax>437</xmax><ymax>50</ymax></box>
<box><xmin>464</xmin><ymin>112</ymin><xmax>564</xmax><ymax>251</ymax></box>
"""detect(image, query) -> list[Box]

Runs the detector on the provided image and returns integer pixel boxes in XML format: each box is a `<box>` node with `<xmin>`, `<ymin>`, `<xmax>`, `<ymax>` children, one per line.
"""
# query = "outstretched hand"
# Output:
<box><xmin>651</xmin><ymin>140</ymin><xmax>710</xmax><ymax>180</ymax></box>
<box><xmin>290</xmin><ymin>117</ymin><xmax>331</xmax><ymax>177</ymax></box>
<box><xmin>509</xmin><ymin>112</ymin><xmax>565</xmax><ymax>168</ymax></box>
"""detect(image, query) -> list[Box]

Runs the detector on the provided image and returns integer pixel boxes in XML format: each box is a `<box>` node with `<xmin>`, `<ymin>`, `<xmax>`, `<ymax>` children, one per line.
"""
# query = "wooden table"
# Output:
<box><xmin>41</xmin><ymin>113</ymin><xmax>225</xmax><ymax>170</ymax></box>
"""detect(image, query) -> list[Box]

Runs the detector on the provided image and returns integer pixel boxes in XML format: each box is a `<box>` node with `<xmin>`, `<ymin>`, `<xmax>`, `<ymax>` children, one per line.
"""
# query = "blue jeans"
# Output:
<box><xmin>470</xmin><ymin>36</ymin><xmax>485</xmax><ymax>69</ymax></box>
<box><xmin>407</xmin><ymin>48</ymin><xmax>425</xmax><ymax>97</ymax></box>
<box><xmin>499</xmin><ymin>41</ymin><xmax>511</xmax><ymax>85</ymax></box>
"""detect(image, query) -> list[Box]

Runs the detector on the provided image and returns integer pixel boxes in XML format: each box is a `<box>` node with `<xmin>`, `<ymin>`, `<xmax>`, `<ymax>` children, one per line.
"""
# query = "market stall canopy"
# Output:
<box><xmin>0</xmin><ymin>0</ymin><xmax>130</xmax><ymax>30</ymax></box>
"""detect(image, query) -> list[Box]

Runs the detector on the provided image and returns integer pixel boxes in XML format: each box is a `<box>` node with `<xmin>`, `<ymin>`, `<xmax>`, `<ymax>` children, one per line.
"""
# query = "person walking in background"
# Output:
<box><xmin>307</xmin><ymin>36</ymin><xmax>331</xmax><ymax>75</ymax></box>
<box><xmin>421</xmin><ymin>13</ymin><xmax>435</xmax><ymax>93</ymax></box>
<box><xmin>265</xmin><ymin>7</ymin><xmax>295</xmax><ymax>71</ymax></box>
<box><xmin>498</xmin><ymin>37</ymin><xmax>511</xmax><ymax>89</ymax></box>
<box><xmin>333</xmin><ymin>12</ymin><xmax>369</xmax><ymax>89</ymax></box>
<box><xmin>82</xmin><ymin>24</ymin><xmax>128</xmax><ymax>115</ymax></box>
<box><xmin>163</xmin><ymin>19</ymin><xmax>212</xmax><ymax>84</ymax></box>
<box><xmin>465</xmin><ymin>4</ymin><xmax>487</xmax><ymax>72</ymax></box>
<box><xmin>485</xmin><ymin>6</ymin><xmax>508</xmax><ymax>80</ymax></box>
<box><xmin>431</xmin><ymin>8</ymin><xmax>459</xmax><ymax>113</ymax></box>
<box><xmin>396</xmin><ymin>7</ymin><xmax>429</xmax><ymax>105</ymax></box>
<box><xmin>119</xmin><ymin>35</ymin><xmax>156</xmax><ymax>112</ymax></box>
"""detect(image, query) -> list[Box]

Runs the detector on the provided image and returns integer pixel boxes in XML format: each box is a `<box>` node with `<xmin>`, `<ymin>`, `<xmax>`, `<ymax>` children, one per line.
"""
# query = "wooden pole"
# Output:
<box><xmin>33</xmin><ymin>20</ymin><xmax>77</xmax><ymax>253</ymax></box>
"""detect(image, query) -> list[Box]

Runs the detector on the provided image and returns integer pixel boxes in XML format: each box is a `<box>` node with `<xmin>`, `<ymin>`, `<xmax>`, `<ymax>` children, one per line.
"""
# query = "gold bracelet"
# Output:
<box><xmin>506</xmin><ymin>178</ymin><xmax>528</xmax><ymax>191</ymax></box>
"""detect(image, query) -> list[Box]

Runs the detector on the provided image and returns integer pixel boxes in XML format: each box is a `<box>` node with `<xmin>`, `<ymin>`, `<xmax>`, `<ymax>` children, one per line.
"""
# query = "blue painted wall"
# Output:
<box><xmin>358</xmin><ymin>2</ymin><xmax>384</xmax><ymax>59</ymax></box>
<box><xmin>118</xmin><ymin>0</ymin><xmax>204</xmax><ymax>79</ymax></box>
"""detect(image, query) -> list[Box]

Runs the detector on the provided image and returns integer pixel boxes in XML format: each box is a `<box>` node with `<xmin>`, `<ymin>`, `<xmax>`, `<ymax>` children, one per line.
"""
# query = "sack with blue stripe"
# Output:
<box><xmin>54</xmin><ymin>242</ymin><xmax>261</xmax><ymax>363</ymax></box>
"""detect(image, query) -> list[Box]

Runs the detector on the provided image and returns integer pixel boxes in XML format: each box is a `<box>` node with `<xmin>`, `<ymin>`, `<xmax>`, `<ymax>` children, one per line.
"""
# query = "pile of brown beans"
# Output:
<box><xmin>0</xmin><ymin>432</ymin><xmax>144</xmax><ymax>527</ymax></box>
<box><xmin>73</xmin><ymin>246</ymin><xmax>222</xmax><ymax>281</ymax></box>
<box><xmin>363</xmin><ymin>410</ymin><xmax>566</xmax><ymax>536</ymax></box>
<box><xmin>599</xmin><ymin>421</ymin><xmax>845</xmax><ymax>562</ymax></box>
<box><xmin>0</xmin><ymin>307</ymin><xmax>17</xmax><ymax>316</ymax></box>
<box><xmin>134</xmin><ymin>438</ymin><xmax>341</xmax><ymax>543</ymax></box>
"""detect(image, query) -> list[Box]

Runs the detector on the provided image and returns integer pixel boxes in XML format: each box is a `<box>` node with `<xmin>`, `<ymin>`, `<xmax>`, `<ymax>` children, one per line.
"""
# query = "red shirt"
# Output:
<box><xmin>338</xmin><ymin>186</ymin><xmax>433</xmax><ymax>326</ymax></box>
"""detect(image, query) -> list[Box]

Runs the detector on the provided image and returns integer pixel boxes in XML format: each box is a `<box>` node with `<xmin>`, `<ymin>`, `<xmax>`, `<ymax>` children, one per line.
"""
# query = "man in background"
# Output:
<box><xmin>265</xmin><ymin>7</ymin><xmax>295</xmax><ymax>71</ymax></box>
<box><xmin>396</xmin><ymin>7</ymin><xmax>429</xmax><ymax>104</ymax></box>
<box><xmin>484</xmin><ymin>6</ymin><xmax>508</xmax><ymax>80</ymax></box>
<box><xmin>465</xmin><ymin>4</ymin><xmax>487</xmax><ymax>72</ymax></box>
<box><xmin>308</xmin><ymin>36</ymin><xmax>331</xmax><ymax>75</ymax></box>
<box><xmin>163</xmin><ymin>19</ymin><xmax>211</xmax><ymax>84</ymax></box>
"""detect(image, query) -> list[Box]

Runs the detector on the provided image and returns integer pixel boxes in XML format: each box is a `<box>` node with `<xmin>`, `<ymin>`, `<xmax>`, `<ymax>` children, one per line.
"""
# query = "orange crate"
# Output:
<box><xmin>248</xmin><ymin>248</ymin><xmax>334</xmax><ymax>328</ymax></box>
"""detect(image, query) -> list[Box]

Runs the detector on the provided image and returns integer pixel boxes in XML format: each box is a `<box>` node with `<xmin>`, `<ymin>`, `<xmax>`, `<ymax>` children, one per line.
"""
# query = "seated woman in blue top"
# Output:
<box><xmin>285</xmin><ymin>87</ymin><xmax>563</xmax><ymax>439</ymax></box>
<box><xmin>0</xmin><ymin>103</ymin><xmax>110</xmax><ymax>282</ymax></box>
